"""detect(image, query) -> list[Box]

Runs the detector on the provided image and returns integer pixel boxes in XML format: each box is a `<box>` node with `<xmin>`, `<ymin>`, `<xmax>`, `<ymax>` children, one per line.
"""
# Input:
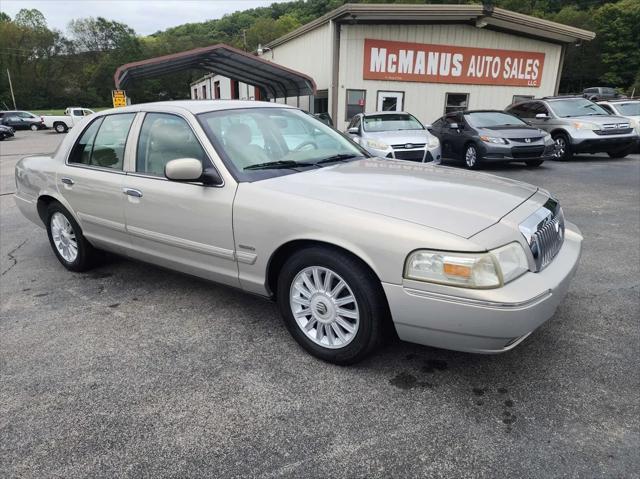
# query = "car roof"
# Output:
<box><xmin>362</xmin><ymin>111</ymin><xmax>413</xmax><ymax>117</ymax></box>
<box><xmin>460</xmin><ymin>109</ymin><xmax>513</xmax><ymax>114</ymax></box>
<box><xmin>95</xmin><ymin>100</ymin><xmax>296</xmax><ymax>117</ymax></box>
<box><xmin>598</xmin><ymin>99</ymin><xmax>637</xmax><ymax>103</ymax></box>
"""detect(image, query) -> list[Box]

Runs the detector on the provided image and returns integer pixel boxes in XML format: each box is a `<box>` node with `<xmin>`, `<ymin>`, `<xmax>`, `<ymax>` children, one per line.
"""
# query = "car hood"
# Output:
<box><xmin>365</xmin><ymin>129</ymin><xmax>432</xmax><ymax>144</ymax></box>
<box><xmin>261</xmin><ymin>158</ymin><xmax>539</xmax><ymax>238</ymax></box>
<box><xmin>564</xmin><ymin>114</ymin><xmax>631</xmax><ymax>125</ymax></box>
<box><xmin>476</xmin><ymin>125</ymin><xmax>546</xmax><ymax>138</ymax></box>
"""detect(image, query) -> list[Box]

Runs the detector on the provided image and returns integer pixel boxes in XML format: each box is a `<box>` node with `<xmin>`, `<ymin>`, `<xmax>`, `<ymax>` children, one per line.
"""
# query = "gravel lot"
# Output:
<box><xmin>1</xmin><ymin>129</ymin><xmax>639</xmax><ymax>478</ymax></box>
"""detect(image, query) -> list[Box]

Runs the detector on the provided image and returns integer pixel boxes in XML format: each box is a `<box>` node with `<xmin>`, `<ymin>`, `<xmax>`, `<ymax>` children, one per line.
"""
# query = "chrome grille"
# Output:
<box><xmin>519</xmin><ymin>199</ymin><xmax>565</xmax><ymax>272</ymax></box>
<box><xmin>508</xmin><ymin>137</ymin><xmax>543</xmax><ymax>143</ymax></box>
<box><xmin>390</xmin><ymin>143</ymin><xmax>426</xmax><ymax>149</ymax></box>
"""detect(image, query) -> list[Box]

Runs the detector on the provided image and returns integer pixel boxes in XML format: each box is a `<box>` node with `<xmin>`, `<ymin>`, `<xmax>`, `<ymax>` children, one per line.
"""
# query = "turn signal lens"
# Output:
<box><xmin>443</xmin><ymin>263</ymin><xmax>472</xmax><ymax>278</ymax></box>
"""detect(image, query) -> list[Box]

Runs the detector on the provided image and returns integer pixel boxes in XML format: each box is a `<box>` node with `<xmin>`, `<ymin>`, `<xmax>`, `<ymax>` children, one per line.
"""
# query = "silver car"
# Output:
<box><xmin>506</xmin><ymin>97</ymin><xmax>639</xmax><ymax>160</ymax></box>
<box><xmin>346</xmin><ymin>111</ymin><xmax>441</xmax><ymax>163</ymax></box>
<box><xmin>14</xmin><ymin>101</ymin><xmax>582</xmax><ymax>364</ymax></box>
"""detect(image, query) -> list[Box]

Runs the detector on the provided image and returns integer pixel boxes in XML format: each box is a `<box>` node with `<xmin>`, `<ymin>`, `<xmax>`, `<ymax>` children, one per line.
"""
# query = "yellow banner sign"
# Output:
<box><xmin>112</xmin><ymin>90</ymin><xmax>127</xmax><ymax>108</ymax></box>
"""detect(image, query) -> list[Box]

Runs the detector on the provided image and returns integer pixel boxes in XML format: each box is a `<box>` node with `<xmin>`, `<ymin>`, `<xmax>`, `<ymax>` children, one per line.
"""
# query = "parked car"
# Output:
<box><xmin>598</xmin><ymin>99</ymin><xmax>640</xmax><ymax>152</ymax></box>
<box><xmin>14</xmin><ymin>101</ymin><xmax>582</xmax><ymax>364</ymax></box>
<box><xmin>582</xmin><ymin>87</ymin><xmax>622</xmax><ymax>101</ymax></box>
<box><xmin>0</xmin><ymin>124</ymin><xmax>15</xmax><ymax>140</ymax></box>
<box><xmin>313</xmin><ymin>112</ymin><xmax>333</xmax><ymax>127</ymax></box>
<box><xmin>346</xmin><ymin>111</ymin><xmax>441</xmax><ymax>163</ymax></box>
<box><xmin>429</xmin><ymin>110</ymin><xmax>555</xmax><ymax>169</ymax></box>
<box><xmin>506</xmin><ymin>97</ymin><xmax>639</xmax><ymax>160</ymax></box>
<box><xmin>0</xmin><ymin>111</ymin><xmax>45</xmax><ymax>131</ymax></box>
<box><xmin>42</xmin><ymin>107</ymin><xmax>95</xmax><ymax>133</ymax></box>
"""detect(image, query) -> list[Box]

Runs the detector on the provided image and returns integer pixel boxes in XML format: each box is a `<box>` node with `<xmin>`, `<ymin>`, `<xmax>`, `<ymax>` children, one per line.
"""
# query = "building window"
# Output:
<box><xmin>512</xmin><ymin>94</ymin><xmax>534</xmax><ymax>104</ymax></box>
<box><xmin>214</xmin><ymin>81</ymin><xmax>221</xmax><ymax>99</ymax></box>
<box><xmin>345</xmin><ymin>89</ymin><xmax>366</xmax><ymax>121</ymax></box>
<box><xmin>444</xmin><ymin>93</ymin><xmax>469</xmax><ymax>114</ymax></box>
<box><xmin>202</xmin><ymin>85</ymin><xmax>207</xmax><ymax>99</ymax></box>
<box><xmin>193</xmin><ymin>88</ymin><xmax>198</xmax><ymax>99</ymax></box>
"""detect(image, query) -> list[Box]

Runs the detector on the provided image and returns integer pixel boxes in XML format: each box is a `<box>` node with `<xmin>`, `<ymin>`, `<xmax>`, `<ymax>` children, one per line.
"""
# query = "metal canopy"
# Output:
<box><xmin>114</xmin><ymin>43</ymin><xmax>316</xmax><ymax>99</ymax></box>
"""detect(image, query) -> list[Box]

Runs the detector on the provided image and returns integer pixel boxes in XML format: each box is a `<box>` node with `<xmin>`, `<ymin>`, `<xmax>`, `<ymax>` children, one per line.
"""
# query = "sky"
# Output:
<box><xmin>0</xmin><ymin>0</ymin><xmax>284</xmax><ymax>35</ymax></box>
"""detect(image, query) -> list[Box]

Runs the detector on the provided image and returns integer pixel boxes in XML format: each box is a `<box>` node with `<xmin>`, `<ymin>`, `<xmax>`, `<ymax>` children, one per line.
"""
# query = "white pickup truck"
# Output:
<box><xmin>43</xmin><ymin>107</ymin><xmax>94</xmax><ymax>133</ymax></box>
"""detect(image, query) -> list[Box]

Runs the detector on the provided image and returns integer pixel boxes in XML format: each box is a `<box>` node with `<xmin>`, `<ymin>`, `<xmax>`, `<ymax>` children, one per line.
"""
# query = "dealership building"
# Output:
<box><xmin>188</xmin><ymin>3</ymin><xmax>594</xmax><ymax>129</ymax></box>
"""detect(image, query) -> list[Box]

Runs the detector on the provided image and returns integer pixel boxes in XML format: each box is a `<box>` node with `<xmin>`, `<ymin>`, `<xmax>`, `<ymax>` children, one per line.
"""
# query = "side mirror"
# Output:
<box><xmin>535</xmin><ymin>113</ymin><xmax>550</xmax><ymax>120</ymax></box>
<box><xmin>425</xmin><ymin>123</ymin><xmax>433</xmax><ymax>131</ymax></box>
<box><xmin>164</xmin><ymin>158</ymin><xmax>222</xmax><ymax>186</ymax></box>
<box><xmin>449</xmin><ymin>122</ymin><xmax>459</xmax><ymax>129</ymax></box>
<box><xmin>347</xmin><ymin>127</ymin><xmax>359</xmax><ymax>134</ymax></box>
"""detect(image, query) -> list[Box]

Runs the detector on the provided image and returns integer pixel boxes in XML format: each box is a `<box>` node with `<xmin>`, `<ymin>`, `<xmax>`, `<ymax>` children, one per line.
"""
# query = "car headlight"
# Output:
<box><xmin>427</xmin><ymin>135</ymin><xmax>440</xmax><ymax>148</ymax></box>
<box><xmin>479</xmin><ymin>135</ymin><xmax>508</xmax><ymax>144</ymax></box>
<box><xmin>404</xmin><ymin>242</ymin><xmax>529</xmax><ymax>289</ymax></box>
<box><xmin>365</xmin><ymin>138</ymin><xmax>389</xmax><ymax>150</ymax></box>
<box><xmin>572</xmin><ymin>121</ymin><xmax>598</xmax><ymax>131</ymax></box>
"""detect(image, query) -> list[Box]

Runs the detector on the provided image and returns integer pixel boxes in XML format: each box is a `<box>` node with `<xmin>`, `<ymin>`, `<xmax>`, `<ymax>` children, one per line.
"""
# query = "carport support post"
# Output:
<box><xmin>308</xmin><ymin>95</ymin><xmax>315</xmax><ymax>114</ymax></box>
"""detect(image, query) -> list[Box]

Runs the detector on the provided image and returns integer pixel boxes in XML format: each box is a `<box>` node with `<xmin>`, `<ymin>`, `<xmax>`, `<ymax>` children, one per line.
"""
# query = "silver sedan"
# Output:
<box><xmin>14</xmin><ymin>101</ymin><xmax>582</xmax><ymax>364</ymax></box>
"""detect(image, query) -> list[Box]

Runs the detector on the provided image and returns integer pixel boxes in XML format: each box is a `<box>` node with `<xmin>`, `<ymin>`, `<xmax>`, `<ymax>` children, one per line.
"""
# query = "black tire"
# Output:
<box><xmin>276</xmin><ymin>246</ymin><xmax>387</xmax><ymax>365</ymax></box>
<box><xmin>54</xmin><ymin>122</ymin><xmax>68</xmax><ymax>133</ymax></box>
<box><xmin>45</xmin><ymin>202</ymin><xmax>98</xmax><ymax>272</ymax></box>
<box><xmin>607</xmin><ymin>146</ymin><xmax>631</xmax><ymax>159</ymax></box>
<box><xmin>525</xmin><ymin>160</ymin><xmax>544</xmax><ymax>167</ymax></box>
<box><xmin>29</xmin><ymin>124</ymin><xmax>38</xmax><ymax>131</ymax></box>
<box><xmin>463</xmin><ymin>143</ymin><xmax>480</xmax><ymax>169</ymax></box>
<box><xmin>552</xmin><ymin>133</ymin><xmax>572</xmax><ymax>161</ymax></box>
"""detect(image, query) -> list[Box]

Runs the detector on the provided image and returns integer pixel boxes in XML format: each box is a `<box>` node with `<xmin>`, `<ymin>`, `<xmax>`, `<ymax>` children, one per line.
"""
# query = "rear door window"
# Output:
<box><xmin>68</xmin><ymin>114</ymin><xmax>135</xmax><ymax>169</ymax></box>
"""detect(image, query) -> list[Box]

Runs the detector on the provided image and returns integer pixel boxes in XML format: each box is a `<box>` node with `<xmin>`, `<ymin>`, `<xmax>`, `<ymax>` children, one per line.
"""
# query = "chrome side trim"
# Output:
<box><xmin>403</xmin><ymin>287</ymin><xmax>552</xmax><ymax>310</ymax></box>
<box><xmin>77</xmin><ymin>212</ymin><xmax>126</xmax><ymax>232</ymax></box>
<box><xmin>126</xmin><ymin>225</ymin><xmax>235</xmax><ymax>260</ymax></box>
<box><xmin>235</xmin><ymin>251</ymin><xmax>257</xmax><ymax>265</ymax></box>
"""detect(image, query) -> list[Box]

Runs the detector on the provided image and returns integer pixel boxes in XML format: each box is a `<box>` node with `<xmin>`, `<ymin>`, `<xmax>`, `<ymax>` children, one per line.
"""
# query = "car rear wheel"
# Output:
<box><xmin>277</xmin><ymin>246</ymin><xmax>386</xmax><ymax>364</ymax></box>
<box><xmin>46</xmin><ymin>202</ymin><xmax>98</xmax><ymax>272</ymax></box>
<box><xmin>30</xmin><ymin>124</ymin><xmax>38</xmax><ymax>131</ymax></box>
<box><xmin>525</xmin><ymin>160</ymin><xmax>544</xmax><ymax>167</ymax></box>
<box><xmin>464</xmin><ymin>144</ymin><xmax>479</xmax><ymax>169</ymax></box>
<box><xmin>552</xmin><ymin>133</ymin><xmax>572</xmax><ymax>161</ymax></box>
<box><xmin>54</xmin><ymin>122</ymin><xmax>68</xmax><ymax>133</ymax></box>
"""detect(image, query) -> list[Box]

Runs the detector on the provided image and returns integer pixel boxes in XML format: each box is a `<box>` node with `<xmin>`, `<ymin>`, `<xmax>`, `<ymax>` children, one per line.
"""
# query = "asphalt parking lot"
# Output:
<box><xmin>1</xmin><ymin>130</ymin><xmax>639</xmax><ymax>478</ymax></box>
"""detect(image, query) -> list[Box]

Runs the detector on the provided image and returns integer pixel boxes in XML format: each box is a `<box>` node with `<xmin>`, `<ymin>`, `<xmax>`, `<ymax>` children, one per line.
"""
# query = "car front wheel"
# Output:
<box><xmin>553</xmin><ymin>133</ymin><xmax>572</xmax><ymax>161</ymax></box>
<box><xmin>30</xmin><ymin>124</ymin><xmax>38</xmax><ymax>131</ymax></box>
<box><xmin>46</xmin><ymin>202</ymin><xmax>98</xmax><ymax>272</ymax></box>
<box><xmin>464</xmin><ymin>144</ymin><xmax>479</xmax><ymax>169</ymax></box>
<box><xmin>277</xmin><ymin>246</ymin><xmax>386</xmax><ymax>364</ymax></box>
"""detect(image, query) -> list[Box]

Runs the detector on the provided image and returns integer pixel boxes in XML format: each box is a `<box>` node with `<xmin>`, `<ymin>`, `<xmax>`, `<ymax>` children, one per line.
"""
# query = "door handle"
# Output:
<box><xmin>123</xmin><ymin>188</ymin><xmax>143</xmax><ymax>198</ymax></box>
<box><xmin>60</xmin><ymin>177</ymin><xmax>74</xmax><ymax>185</ymax></box>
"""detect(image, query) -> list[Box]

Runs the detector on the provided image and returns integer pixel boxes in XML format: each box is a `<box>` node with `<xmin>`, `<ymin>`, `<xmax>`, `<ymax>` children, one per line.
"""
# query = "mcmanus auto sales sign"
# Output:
<box><xmin>363</xmin><ymin>39</ymin><xmax>545</xmax><ymax>87</ymax></box>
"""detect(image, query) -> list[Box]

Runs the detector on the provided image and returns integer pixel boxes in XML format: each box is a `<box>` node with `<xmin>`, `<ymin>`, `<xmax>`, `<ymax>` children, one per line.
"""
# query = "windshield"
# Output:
<box><xmin>363</xmin><ymin>113</ymin><xmax>424</xmax><ymax>132</ymax></box>
<box><xmin>198</xmin><ymin>108</ymin><xmax>366</xmax><ymax>181</ymax></box>
<box><xmin>549</xmin><ymin>99</ymin><xmax>609</xmax><ymax>117</ymax></box>
<box><xmin>464</xmin><ymin>111</ymin><xmax>527</xmax><ymax>127</ymax></box>
<box><xmin>614</xmin><ymin>102</ymin><xmax>640</xmax><ymax>116</ymax></box>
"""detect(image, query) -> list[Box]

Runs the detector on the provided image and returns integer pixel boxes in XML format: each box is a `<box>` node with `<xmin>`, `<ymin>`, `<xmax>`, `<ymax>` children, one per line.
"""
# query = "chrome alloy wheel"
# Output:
<box><xmin>50</xmin><ymin>212</ymin><xmax>78</xmax><ymax>262</ymax></box>
<box><xmin>465</xmin><ymin>145</ymin><xmax>477</xmax><ymax>168</ymax></box>
<box><xmin>554</xmin><ymin>137</ymin><xmax>566</xmax><ymax>158</ymax></box>
<box><xmin>290</xmin><ymin>266</ymin><xmax>360</xmax><ymax>349</ymax></box>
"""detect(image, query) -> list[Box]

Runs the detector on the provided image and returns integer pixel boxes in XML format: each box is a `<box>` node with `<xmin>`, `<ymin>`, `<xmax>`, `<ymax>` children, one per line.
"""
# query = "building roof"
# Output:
<box><xmin>114</xmin><ymin>44</ymin><xmax>316</xmax><ymax>98</ymax></box>
<box><xmin>265</xmin><ymin>3</ymin><xmax>595</xmax><ymax>48</ymax></box>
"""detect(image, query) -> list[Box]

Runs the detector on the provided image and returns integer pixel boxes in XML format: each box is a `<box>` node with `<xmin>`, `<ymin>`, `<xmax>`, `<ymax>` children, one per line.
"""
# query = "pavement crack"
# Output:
<box><xmin>1</xmin><ymin>239</ymin><xmax>28</xmax><ymax>276</ymax></box>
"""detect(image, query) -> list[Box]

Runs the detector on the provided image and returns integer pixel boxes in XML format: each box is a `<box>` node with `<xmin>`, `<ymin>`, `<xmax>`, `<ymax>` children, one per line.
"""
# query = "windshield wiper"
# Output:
<box><xmin>313</xmin><ymin>154</ymin><xmax>362</xmax><ymax>165</ymax></box>
<box><xmin>244</xmin><ymin>160</ymin><xmax>313</xmax><ymax>170</ymax></box>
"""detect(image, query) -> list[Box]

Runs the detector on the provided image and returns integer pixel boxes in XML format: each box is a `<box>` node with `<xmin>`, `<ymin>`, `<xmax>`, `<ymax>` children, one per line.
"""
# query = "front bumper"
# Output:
<box><xmin>365</xmin><ymin>145</ymin><xmax>442</xmax><ymax>164</ymax></box>
<box><xmin>571</xmin><ymin>131</ymin><xmax>638</xmax><ymax>153</ymax></box>
<box><xmin>383</xmin><ymin>221</ymin><xmax>583</xmax><ymax>354</ymax></box>
<box><xmin>480</xmin><ymin>141</ymin><xmax>556</xmax><ymax>162</ymax></box>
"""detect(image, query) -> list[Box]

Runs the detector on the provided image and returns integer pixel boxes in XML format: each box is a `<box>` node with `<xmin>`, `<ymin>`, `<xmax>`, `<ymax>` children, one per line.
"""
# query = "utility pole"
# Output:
<box><xmin>242</xmin><ymin>29</ymin><xmax>247</xmax><ymax>51</ymax></box>
<box><xmin>7</xmin><ymin>69</ymin><xmax>16</xmax><ymax>109</ymax></box>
